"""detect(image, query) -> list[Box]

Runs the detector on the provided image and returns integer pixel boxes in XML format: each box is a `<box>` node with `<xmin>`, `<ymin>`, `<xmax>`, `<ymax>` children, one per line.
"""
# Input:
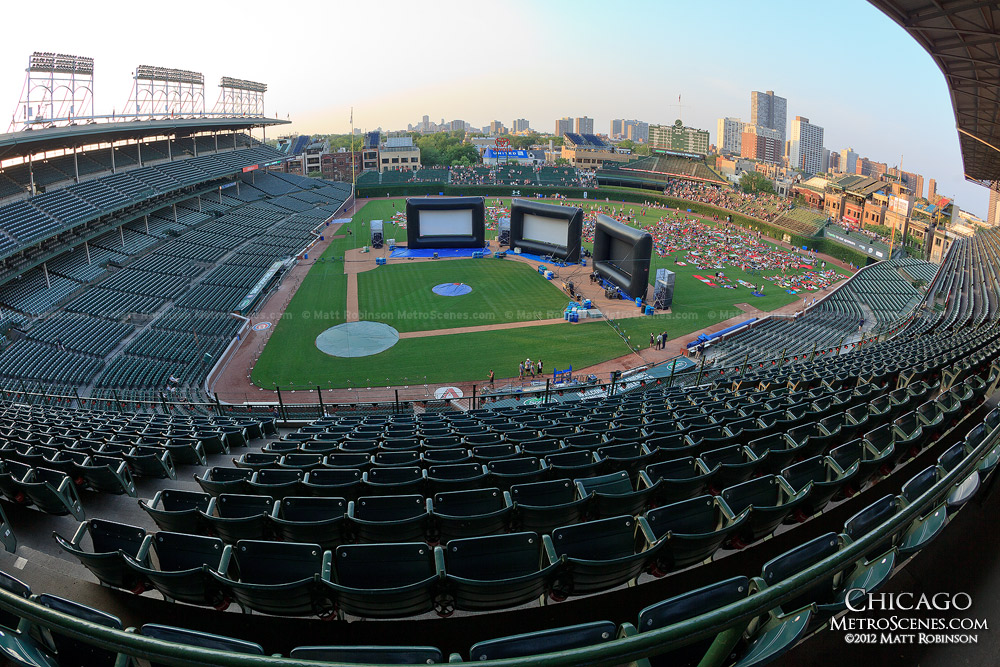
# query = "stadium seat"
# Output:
<box><xmin>18</xmin><ymin>468</ymin><xmax>85</xmax><ymax>519</ymax></box>
<box><xmin>469</xmin><ymin>621</ymin><xmax>618</xmax><ymax>661</ymax></box>
<box><xmin>636</xmin><ymin>576</ymin><xmax>751</xmax><ymax>667</ymax></box>
<box><xmin>211</xmin><ymin>540</ymin><xmax>331</xmax><ymax>616</ymax></box>
<box><xmin>697</xmin><ymin>445</ymin><xmax>764</xmax><ymax>491</ymax></box>
<box><xmin>302</xmin><ymin>468</ymin><xmax>363</xmax><ymax>500</ymax></box>
<box><xmin>36</xmin><ymin>594</ymin><xmax>123</xmax><ymax>667</ymax></box>
<box><xmin>0</xmin><ymin>571</ymin><xmax>30</xmax><ymax>631</ymax></box>
<box><xmin>425</xmin><ymin>463</ymin><xmax>488</xmax><ymax>494</ymax></box>
<box><xmin>194</xmin><ymin>467</ymin><xmax>252</xmax><ymax>496</ymax></box>
<box><xmin>642</xmin><ymin>495</ymin><xmax>749</xmax><ymax>570</ymax></box>
<box><xmin>440</xmin><ymin>531</ymin><xmax>558</xmax><ymax>613</ymax></box>
<box><xmin>0</xmin><ymin>626</ymin><xmax>59</xmax><ymax>667</ymax></box>
<box><xmin>198</xmin><ymin>494</ymin><xmax>275</xmax><ymax>544</ymax></box>
<box><xmin>721</xmin><ymin>476</ymin><xmax>810</xmax><ymax>548</ymax></box>
<box><xmin>270</xmin><ymin>496</ymin><xmax>347</xmax><ymax>549</ymax></box>
<box><xmin>325</xmin><ymin>542</ymin><xmax>441</xmax><ymax>618</ymax></box>
<box><xmin>348</xmin><ymin>495</ymin><xmax>430</xmax><ymax>543</ymax></box>
<box><xmin>53</xmin><ymin>518</ymin><xmax>150</xmax><ymax>591</ymax></box>
<box><xmin>139</xmin><ymin>489</ymin><xmax>212</xmax><ymax>534</ymax></box>
<box><xmin>289</xmin><ymin>645</ymin><xmax>445</xmax><ymax>665</ymax></box>
<box><xmin>123</xmin><ymin>446</ymin><xmax>176</xmax><ymax>479</ymax></box>
<box><xmin>363</xmin><ymin>466</ymin><xmax>425</xmax><ymax>495</ymax></box>
<box><xmin>575</xmin><ymin>471</ymin><xmax>657</xmax><ymax>519</ymax></box>
<box><xmin>761</xmin><ymin>531</ymin><xmax>895</xmax><ymax>618</ymax></box>
<box><xmin>508</xmin><ymin>479</ymin><xmax>588</xmax><ymax>533</ymax></box>
<box><xmin>641</xmin><ymin>457</ymin><xmax>716</xmax><ymax>505</ymax></box>
<box><xmin>486</xmin><ymin>457</ymin><xmax>546</xmax><ymax>489</ymax></box>
<box><xmin>429</xmin><ymin>487</ymin><xmax>511</xmax><ymax>543</ymax></box>
<box><xmin>781</xmin><ymin>456</ymin><xmax>859</xmax><ymax>518</ymax></box>
<box><xmin>246</xmin><ymin>469</ymin><xmax>305</xmax><ymax>499</ymax></box>
<box><xmin>829</xmin><ymin>438</ymin><xmax>894</xmax><ymax>495</ymax></box>
<box><xmin>139</xmin><ymin>624</ymin><xmax>263</xmax><ymax>667</ymax></box>
<box><xmin>543</xmin><ymin>515</ymin><xmax>658</xmax><ymax>597</ymax></box>
<box><xmin>122</xmin><ymin>531</ymin><xmax>232</xmax><ymax>608</ymax></box>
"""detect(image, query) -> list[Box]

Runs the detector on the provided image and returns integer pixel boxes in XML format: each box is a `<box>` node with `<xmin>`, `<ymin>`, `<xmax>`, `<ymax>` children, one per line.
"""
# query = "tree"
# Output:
<box><xmin>555</xmin><ymin>157</ymin><xmax>571</xmax><ymax>166</ymax></box>
<box><xmin>740</xmin><ymin>171</ymin><xmax>774</xmax><ymax>195</ymax></box>
<box><xmin>306</xmin><ymin>170</ymin><xmax>322</xmax><ymax>179</ymax></box>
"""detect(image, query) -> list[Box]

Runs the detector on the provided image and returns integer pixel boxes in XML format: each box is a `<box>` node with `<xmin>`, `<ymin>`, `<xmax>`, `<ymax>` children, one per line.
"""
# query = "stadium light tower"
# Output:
<box><xmin>9</xmin><ymin>52</ymin><xmax>95</xmax><ymax>131</ymax></box>
<box><xmin>213</xmin><ymin>77</ymin><xmax>267</xmax><ymax>117</ymax></box>
<box><xmin>127</xmin><ymin>66</ymin><xmax>206</xmax><ymax>120</ymax></box>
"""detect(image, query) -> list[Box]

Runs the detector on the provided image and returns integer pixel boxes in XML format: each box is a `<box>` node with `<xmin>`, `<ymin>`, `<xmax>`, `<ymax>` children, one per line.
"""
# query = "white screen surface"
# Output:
<box><xmin>419</xmin><ymin>209</ymin><xmax>473</xmax><ymax>237</ymax></box>
<box><xmin>522</xmin><ymin>213</ymin><xmax>567</xmax><ymax>246</ymax></box>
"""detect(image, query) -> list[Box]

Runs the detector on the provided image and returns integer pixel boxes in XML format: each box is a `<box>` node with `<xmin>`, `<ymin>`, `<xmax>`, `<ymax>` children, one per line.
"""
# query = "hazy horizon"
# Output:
<box><xmin>0</xmin><ymin>0</ymin><xmax>988</xmax><ymax>216</ymax></box>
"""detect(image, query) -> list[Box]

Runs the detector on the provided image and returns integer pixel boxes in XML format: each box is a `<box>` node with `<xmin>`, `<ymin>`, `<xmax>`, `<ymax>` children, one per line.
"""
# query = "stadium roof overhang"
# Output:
<box><xmin>0</xmin><ymin>116</ymin><xmax>289</xmax><ymax>163</ymax></box>
<box><xmin>868</xmin><ymin>0</ymin><xmax>1000</xmax><ymax>184</ymax></box>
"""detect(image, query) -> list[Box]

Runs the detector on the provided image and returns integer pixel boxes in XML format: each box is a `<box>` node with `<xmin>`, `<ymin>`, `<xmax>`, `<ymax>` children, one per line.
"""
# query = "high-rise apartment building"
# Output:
<box><xmin>840</xmin><ymin>148</ymin><xmax>858</xmax><ymax>175</ymax></box>
<box><xmin>575</xmin><ymin>116</ymin><xmax>594</xmax><ymax>134</ymax></box>
<box><xmin>611</xmin><ymin>119</ymin><xmax>625</xmax><ymax>138</ymax></box>
<box><xmin>490</xmin><ymin>120</ymin><xmax>506</xmax><ymax>135</ymax></box>
<box><xmin>789</xmin><ymin>116</ymin><xmax>824</xmax><ymax>174</ymax></box>
<box><xmin>511</xmin><ymin>118</ymin><xmax>530</xmax><ymax>133</ymax></box>
<box><xmin>928</xmin><ymin>179</ymin><xmax>937</xmax><ymax>201</ymax></box>
<box><xmin>750</xmin><ymin>90</ymin><xmax>787</xmax><ymax>144</ymax></box>
<box><xmin>626</xmin><ymin>120</ymin><xmax>648</xmax><ymax>143</ymax></box>
<box><xmin>740</xmin><ymin>125</ymin><xmax>783</xmax><ymax>164</ymax></box>
<box><xmin>555</xmin><ymin>117</ymin><xmax>573</xmax><ymax>136</ymax></box>
<box><xmin>716</xmin><ymin>117</ymin><xmax>746</xmax><ymax>155</ymax></box>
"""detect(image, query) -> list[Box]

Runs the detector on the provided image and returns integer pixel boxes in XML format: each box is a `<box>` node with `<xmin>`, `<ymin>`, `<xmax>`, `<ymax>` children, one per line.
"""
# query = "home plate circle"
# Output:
<box><xmin>251</xmin><ymin>322</ymin><xmax>272</xmax><ymax>332</ymax></box>
<box><xmin>434</xmin><ymin>386</ymin><xmax>464</xmax><ymax>399</ymax></box>
<box><xmin>315</xmin><ymin>321</ymin><xmax>400</xmax><ymax>358</ymax></box>
<box><xmin>432</xmin><ymin>283</ymin><xmax>472</xmax><ymax>296</ymax></box>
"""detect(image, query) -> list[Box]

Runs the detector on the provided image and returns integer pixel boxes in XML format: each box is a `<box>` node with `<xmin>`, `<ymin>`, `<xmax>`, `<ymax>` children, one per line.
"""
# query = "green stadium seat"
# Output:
<box><xmin>469</xmin><ymin>621</ymin><xmax>617</xmax><ymax>661</ymax></box>
<box><xmin>781</xmin><ymin>456</ymin><xmax>859</xmax><ymax>518</ymax></box>
<box><xmin>194</xmin><ymin>467</ymin><xmax>252</xmax><ymax>496</ymax></box>
<box><xmin>139</xmin><ymin>624</ymin><xmax>263</xmax><ymax>667</ymax></box>
<box><xmin>18</xmin><ymin>468</ymin><xmax>84</xmax><ymax>519</ymax></box>
<box><xmin>302</xmin><ymin>468</ymin><xmax>363</xmax><ymax>500</ymax></box>
<box><xmin>122</xmin><ymin>532</ymin><xmax>232</xmax><ymax>608</ymax></box>
<box><xmin>198</xmin><ymin>494</ymin><xmax>275</xmax><ymax>544</ymax></box>
<box><xmin>0</xmin><ymin>572</ymin><xmax>30</xmax><ymax>631</ymax></box>
<box><xmin>325</xmin><ymin>542</ymin><xmax>441</xmax><ymax>618</ymax></box>
<box><xmin>545</xmin><ymin>450</ymin><xmax>601</xmax><ymax>479</ymax></box>
<box><xmin>212</xmin><ymin>540</ymin><xmax>331</xmax><ymax>616</ymax></box>
<box><xmin>721</xmin><ymin>476</ymin><xmax>810</xmax><ymax>548</ymax></box>
<box><xmin>641</xmin><ymin>457</ymin><xmax>715</xmax><ymax>505</ymax></box>
<box><xmin>642</xmin><ymin>495</ymin><xmax>749</xmax><ymax>570</ymax></box>
<box><xmin>425</xmin><ymin>463</ymin><xmax>488</xmax><ymax>494</ymax></box>
<box><xmin>440</xmin><ymin>532</ymin><xmax>559</xmax><ymax>613</ymax></box>
<box><xmin>543</xmin><ymin>515</ymin><xmax>658</xmax><ymax>597</ymax></box>
<box><xmin>348</xmin><ymin>495</ymin><xmax>430</xmax><ymax>544</ymax></box>
<box><xmin>698</xmin><ymin>445</ymin><xmax>764</xmax><ymax>491</ymax></box>
<box><xmin>430</xmin><ymin>487</ymin><xmax>511</xmax><ymax>543</ymax></box>
<box><xmin>636</xmin><ymin>576</ymin><xmax>750</xmax><ymax>667</ymax></box>
<box><xmin>575</xmin><ymin>471</ymin><xmax>657</xmax><ymax>519</ymax></box>
<box><xmin>53</xmin><ymin>519</ymin><xmax>150</xmax><ymax>591</ymax></box>
<box><xmin>508</xmin><ymin>479</ymin><xmax>588</xmax><ymax>533</ymax></box>
<box><xmin>363</xmin><ymin>466</ymin><xmax>425</xmax><ymax>495</ymax></box>
<box><xmin>760</xmin><ymin>532</ymin><xmax>894</xmax><ymax>618</ymax></box>
<box><xmin>0</xmin><ymin>626</ymin><xmax>59</xmax><ymax>667</ymax></box>
<box><xmin>246</xmin><ymin>469</ymin><xmax>305</xmax><ymax>499</ymax></box>
<box><xmin>289</xmin><ymin>645</ymin><xmax>444</xmax><ymax>665</ymax></box>
<box><xmin>139</xmin><ymin>489</ymin><xmax>211</xmax><ymax>534</ymax></box>
<box><xmin>36</xmin><ymin>594</ymin><xmax>123</xmax><ymax>667</ymax></box>
<box><xmin>123</xmin><ymin>446</ymin><xmax>176</xmax><ymax>479</ymax></box>
<box><xmin>270</xmin><ymin>496</ymin><xmax>347</xmax><ymax>549</ymax></box>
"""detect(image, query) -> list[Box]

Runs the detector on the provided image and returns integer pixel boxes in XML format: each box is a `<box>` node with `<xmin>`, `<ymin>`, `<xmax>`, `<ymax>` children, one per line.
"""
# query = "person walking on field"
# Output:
<box><xmin>650</xmin><ymin>333</ymin><xmax>655</xmax><ymax>348</ymax></box>
<box><xmin>537</xmin><ymin>360</ymin><xmax>543</xmax><ymax>375</ymax></box>
<box><xmin>489</xmin><ymin>370</ymin><xmax>495</xmax><ymax>386</ymax></box>
<box><xmin>518</xmin><ymin>362</ymin><xmax>524</xmax><ymax>379</ymax></box>
<box><xmin>656</xmin><ymin>333</ymin><xmax>663</xmax><ymax>350</ymax></box>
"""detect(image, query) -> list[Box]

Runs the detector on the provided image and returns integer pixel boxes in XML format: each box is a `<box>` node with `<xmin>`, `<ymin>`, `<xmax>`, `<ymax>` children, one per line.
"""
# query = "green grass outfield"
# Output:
<box><xmin>250</xmin><ymin>197</ymin><xmax>851</xmax><ymax>388</ymax></box>
<box><xmin>357</xmin><ymin>259</ymin><xmax>571</xmax><ymax>333</ymax></box>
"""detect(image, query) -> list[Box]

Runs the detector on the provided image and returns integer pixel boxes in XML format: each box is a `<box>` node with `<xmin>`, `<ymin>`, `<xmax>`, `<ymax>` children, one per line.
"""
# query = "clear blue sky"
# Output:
<box><xmin>0</xmin><ymin>0</ymin><xmax>986</xmax><ymax>216</ymax></box>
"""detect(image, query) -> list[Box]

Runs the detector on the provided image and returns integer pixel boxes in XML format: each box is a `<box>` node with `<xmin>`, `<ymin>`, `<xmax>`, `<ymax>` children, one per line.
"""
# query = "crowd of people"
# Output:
<box><xmin>645</xmin><ymin>216</ymin><xmax>842</xmax><ymax>294</ymax></box>
<box><xmin>661</xmin><ymin>178</ymin><xmax>791</xmax><ymax>222</ymax></box>
<box><xmin>446</xmin><ymin>164</ymin><xmax>591</xmax><ymax>188</ymax></box>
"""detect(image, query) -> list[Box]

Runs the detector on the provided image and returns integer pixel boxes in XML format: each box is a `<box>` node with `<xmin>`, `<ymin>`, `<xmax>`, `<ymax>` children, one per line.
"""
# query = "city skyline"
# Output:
<box><xmin>0</xmin><ymin>0</ymin><xmax>985</xmax><ymax>215</ymax></box>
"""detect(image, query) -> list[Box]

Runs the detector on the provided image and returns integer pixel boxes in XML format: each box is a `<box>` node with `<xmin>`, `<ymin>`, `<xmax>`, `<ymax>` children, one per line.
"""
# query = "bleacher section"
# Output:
<box><xmin>597</xmin><ymin>155</ymin><xmax>725</xmax><ymax>187</ymax></box>
<box><xmin>0</xmin><ymin>169</ymin><xmax>349</xmax><ymax>398</ymax></box>
<box><xmin>773</xmin><ymin>207</ymin><xmax>828</xmax><ymax>236</ymax></box>
<box><xmin>0</xmin><ymin>141</ymin><xmax>282</xmax><ymax>253</ymax></box>
<box><xmin>356</xmin><ymin>164</ymin><xmax>591</xmax><ymax>188</ymax></box>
